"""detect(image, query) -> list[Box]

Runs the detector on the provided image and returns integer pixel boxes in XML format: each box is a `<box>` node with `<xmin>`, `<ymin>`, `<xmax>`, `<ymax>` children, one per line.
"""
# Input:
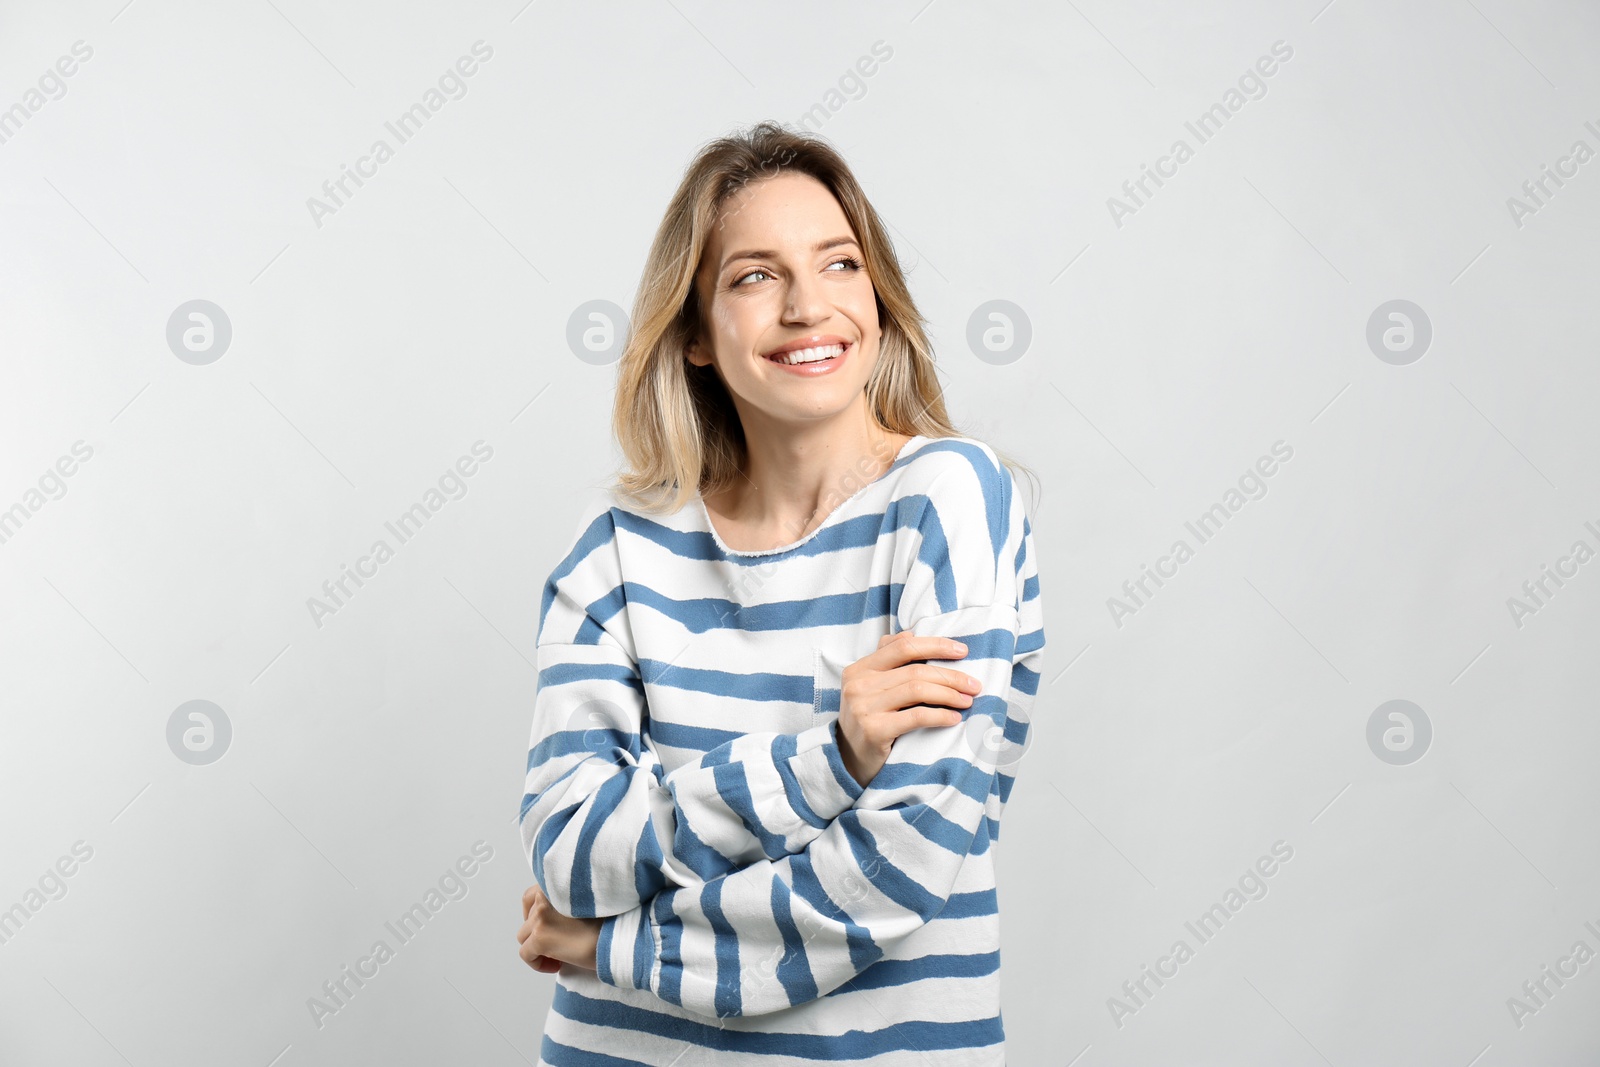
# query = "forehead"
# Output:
<box><xmin>704</xmin><ymin>172</ymin><xmax>853</xmax><ymax>264</ymax></box>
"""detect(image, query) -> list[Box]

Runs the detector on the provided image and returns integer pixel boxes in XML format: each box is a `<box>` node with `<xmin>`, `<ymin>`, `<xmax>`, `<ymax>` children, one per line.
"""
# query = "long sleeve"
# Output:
<box><xmin>594</xmin><ymin>446</ymin><xmax>1045</xmax><ymax>1018</ymax></box>
<box><xmin>519</xmin><ymin>493</ymin><xmax>866</xmax><ymax>919</ymax></box>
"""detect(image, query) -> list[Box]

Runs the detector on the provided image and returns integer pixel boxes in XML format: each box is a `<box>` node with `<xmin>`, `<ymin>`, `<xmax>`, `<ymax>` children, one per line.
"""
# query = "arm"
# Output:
<box><xmin>519</xmin><ymin>495</ymin><xmax>865</xmax><ymax>920</ymax></box>
<box><xmin>593</xmin><ymin>447</ymin><xmax>1046</xmax><ymax>1018</ymax></box>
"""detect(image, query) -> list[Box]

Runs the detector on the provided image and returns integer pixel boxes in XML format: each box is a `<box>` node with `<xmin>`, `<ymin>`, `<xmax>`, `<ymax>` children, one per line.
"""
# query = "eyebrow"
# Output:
<box><xmin>720</xmin><ymin>236</ymin><xmax>859</xmax><ymax>273</ymax></box>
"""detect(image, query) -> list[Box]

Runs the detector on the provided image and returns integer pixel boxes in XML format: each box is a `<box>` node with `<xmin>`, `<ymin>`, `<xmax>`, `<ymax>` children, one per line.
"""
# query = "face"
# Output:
<box><xmin>686</xmin><ymin>171</ymin><xmax>881</xmax><ymax>429</ymax></box>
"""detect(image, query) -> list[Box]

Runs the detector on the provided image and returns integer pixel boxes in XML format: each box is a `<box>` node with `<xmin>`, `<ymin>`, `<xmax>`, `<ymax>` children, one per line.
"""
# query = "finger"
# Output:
<box><xmin>893</xmin><ymin>663</ymin><xmax>982</xmax><ymax>694</ymax></box>
<box><xmin>868</xmin><ymin>635</ymin><xmax>968</xmax><ymax>671</ymax></box>
<box><xmin>944</xmin><ymin>667</ymin><xmax>982</xmax><ymax>692</ymax></box>
<box><xmin>522</xmin><ymin>884</ymin><xmax>539</xmax><ymax>921</ymax></box>
<box><xmin>851</xmin><ymin>699</ymin><xmax>959</xmax><ymax>751</ymax></box>
<box><xmin>523</xmin><ymin>946</ymin><xmax>561</xmax><ymax>973</ymax></box>
<box><xmin>882</xmin><ymin>678</ymin><xmax>975</xmax><ymax>714</ymax></box>
<box><xmin>885</xmin><ymin>704</ymin><xmax>964</xmax><ymax>739</ymax></box>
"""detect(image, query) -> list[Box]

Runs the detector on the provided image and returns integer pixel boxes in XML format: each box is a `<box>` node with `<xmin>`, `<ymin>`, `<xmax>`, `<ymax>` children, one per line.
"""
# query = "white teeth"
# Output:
<box><xmin>768</xmin><ymin>343</ymin><xmax>845</xmax><ymax>365</ymax></box>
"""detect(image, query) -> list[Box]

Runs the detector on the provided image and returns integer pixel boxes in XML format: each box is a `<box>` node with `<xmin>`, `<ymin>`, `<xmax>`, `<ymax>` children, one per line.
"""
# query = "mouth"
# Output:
<box><xmin>763</xmin><ymin>341</ymin><xmax>851</xmax><ymax>367</ymax></box>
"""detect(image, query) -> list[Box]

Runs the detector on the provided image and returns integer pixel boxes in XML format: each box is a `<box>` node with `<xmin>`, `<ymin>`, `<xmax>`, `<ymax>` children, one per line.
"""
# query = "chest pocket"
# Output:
<box><xmin>811</xmin><ymin>645</ymin><xmax>848</xmax><ymax>725</ymax></box>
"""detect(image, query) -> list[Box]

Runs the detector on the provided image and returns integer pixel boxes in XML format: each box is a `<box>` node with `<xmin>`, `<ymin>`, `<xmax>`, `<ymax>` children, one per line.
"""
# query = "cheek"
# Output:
<box><xmin>708</xmin><ymin>297</ymin><xmax>766</xmax><ymax>358</ymax></box>
<box><xmin>840</xmin><ymin>281</ymin><xmax>880</xmax><ymax>329</ymax></box>
<box><xmin>709</xmin><ymin>298</ymin><xmax>739</xmax><ymax>334</ymax></box>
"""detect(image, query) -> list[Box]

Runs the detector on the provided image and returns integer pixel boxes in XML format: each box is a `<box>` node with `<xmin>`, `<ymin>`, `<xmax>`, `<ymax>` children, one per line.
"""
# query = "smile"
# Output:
<box><xmin>764</xmin><ymin>342</ymin><xmax>849</xmax><ymax>366</ymax></box>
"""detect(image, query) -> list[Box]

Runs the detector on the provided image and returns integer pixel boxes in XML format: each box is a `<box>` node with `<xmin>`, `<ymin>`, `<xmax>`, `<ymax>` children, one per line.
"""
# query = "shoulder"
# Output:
<box><xmin>538</xmin><ymin>486</ymin><xmax>627</xmax><ymax>644</ymax></box>
<box><xmin>899</xmin><ymin>435</ymin><xmax>1011</xmax><ymax>501</ymax></box>
<box><xmin>896</xmin><ymin>435</ymin><xmax>1019</xmax><ymax>551</ymax></box>
<box><xmin>561</xmin><ymin>486</ymin><xmax>625</xmax><ymax>565</ymax></box>
<box><xmin>892</xmin><ymin>436</ymin><xmax>1030</xmax><ymax>618</ymax></box>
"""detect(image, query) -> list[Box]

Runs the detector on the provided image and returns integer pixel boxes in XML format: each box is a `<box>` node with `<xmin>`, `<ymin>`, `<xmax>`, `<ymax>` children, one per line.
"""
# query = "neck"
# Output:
<box><xmin>713</xmin><ymin>409</ymin><xmax>909</xmax><ymax>544</ymax></box>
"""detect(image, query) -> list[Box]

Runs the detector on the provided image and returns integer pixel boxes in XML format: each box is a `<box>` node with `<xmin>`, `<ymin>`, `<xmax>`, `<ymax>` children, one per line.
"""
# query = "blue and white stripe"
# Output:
<box><xmin>519</xmin><ymin>434</ymin><xmax>1045</xmax><ymax>1065</ymax></box>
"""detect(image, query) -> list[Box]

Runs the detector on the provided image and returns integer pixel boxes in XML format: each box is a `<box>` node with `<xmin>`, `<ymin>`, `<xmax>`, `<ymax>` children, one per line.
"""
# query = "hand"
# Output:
<box><xmin>833</xmin><ymin>630</ymin><xmax>980</xmax><ymax>789</ymax></box>
<box><xmin>517</xmin><ymin>883</ymin><xmax>602</xmax><ymax>974</ymax></box>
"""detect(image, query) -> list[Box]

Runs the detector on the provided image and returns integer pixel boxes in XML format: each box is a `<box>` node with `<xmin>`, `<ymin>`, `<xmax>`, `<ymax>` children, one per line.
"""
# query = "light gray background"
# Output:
<box><xmin>2</xmin><ymin>0</ymin><xmax>1597</xmax><ymax>1064</ymax></box>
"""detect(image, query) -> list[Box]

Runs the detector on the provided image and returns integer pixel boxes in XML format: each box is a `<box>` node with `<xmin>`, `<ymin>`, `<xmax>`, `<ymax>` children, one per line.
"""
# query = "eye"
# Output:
<box><xmin>731</xmin><ymin>256</ymin><xmax>863</xmax><ymax>289</ymax></box>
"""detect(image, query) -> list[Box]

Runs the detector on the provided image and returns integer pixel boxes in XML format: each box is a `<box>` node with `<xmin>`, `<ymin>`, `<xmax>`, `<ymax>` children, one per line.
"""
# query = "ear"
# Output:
<box><xmin>685</xmin><ymin>335</ymin><xmax>711</xmax><ymax>368</ymax></box>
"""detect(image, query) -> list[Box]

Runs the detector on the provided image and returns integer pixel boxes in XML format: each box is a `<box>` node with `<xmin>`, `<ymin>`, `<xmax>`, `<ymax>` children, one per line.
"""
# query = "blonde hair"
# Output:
<box><xmin>609</xmin><ymin>119</ymin><xmax>1037</xmax><ymax>514</ymax></box>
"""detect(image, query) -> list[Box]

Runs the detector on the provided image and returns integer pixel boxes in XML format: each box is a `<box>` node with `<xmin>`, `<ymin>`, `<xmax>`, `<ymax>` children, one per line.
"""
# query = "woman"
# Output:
<box><xmin>515</xmin><ymin>120</ymin><xmax>1045</xmax><ymax>1065</ymax></box>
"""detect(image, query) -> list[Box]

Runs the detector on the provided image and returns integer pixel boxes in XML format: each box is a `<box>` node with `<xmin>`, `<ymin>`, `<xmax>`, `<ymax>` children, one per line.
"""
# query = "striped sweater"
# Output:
<box><xmin>519</xmin><ymin>433</ymin><xmax>1045</xmax><ymax>1065</ymax></box>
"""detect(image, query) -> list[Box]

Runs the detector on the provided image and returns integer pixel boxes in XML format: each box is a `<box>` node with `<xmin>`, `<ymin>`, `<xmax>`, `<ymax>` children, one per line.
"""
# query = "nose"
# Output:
<box><xmin>781</xmin><ymin>271</ymin><xmax>827</xmax><ymax>325</ymax></box>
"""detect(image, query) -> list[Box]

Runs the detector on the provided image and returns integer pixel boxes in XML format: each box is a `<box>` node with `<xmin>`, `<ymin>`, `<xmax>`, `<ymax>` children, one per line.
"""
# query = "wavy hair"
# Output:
<box><xmin>609</xmin><ymin>120</ymin><xmax>1036</xmax><ymax>514</ymax></box>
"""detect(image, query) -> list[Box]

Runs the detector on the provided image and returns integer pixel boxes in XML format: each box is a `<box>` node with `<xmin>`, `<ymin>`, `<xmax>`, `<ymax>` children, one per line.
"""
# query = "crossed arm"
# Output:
<box><xmin>519</xmin><ymin>451</ymin><xmax>1044</xmax><ymax>1017</ymax></box>
<box><xmin>519</xmin><ymin>634</ymin><xmax>866</xmax><ymax>918</ymax></box>
<box><xmin>519</xmin><ymin>496</ymin><xmax>871</xmax><ymax>919</ymax></box>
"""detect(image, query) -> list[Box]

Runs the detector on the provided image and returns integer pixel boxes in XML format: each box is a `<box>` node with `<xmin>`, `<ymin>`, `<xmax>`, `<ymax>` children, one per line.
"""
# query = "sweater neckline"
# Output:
<box><xmin>697</xmin><ymin>435</ymin><xmax>927</xmax><ymax>558</ymax></box>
